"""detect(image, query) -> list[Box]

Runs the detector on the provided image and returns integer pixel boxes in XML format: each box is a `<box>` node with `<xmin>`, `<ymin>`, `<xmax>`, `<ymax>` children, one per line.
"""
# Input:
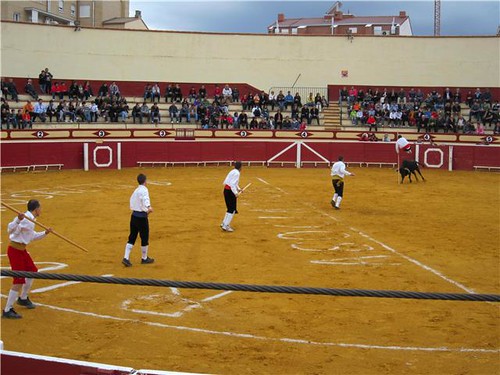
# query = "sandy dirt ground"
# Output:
<box><xmin>1</xmin><ymin>166</ymin><xmax>499</xmax><ymax>374</ymax></box>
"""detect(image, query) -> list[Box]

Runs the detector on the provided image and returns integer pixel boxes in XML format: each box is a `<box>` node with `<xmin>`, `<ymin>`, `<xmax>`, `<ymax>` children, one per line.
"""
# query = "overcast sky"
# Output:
<box><xmin>129</xmin><ymin>0</ymin><xmax>499</xmax><ymax>36</ymax></box>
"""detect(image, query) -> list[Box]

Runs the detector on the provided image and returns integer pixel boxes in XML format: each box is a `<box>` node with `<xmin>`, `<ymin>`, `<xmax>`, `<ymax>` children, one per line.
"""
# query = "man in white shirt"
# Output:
<box><xmin>330</xmin><ymin>156</ymin><xmax>355</xmax><ymax>210</ymax></box>
<box><xmin>3</xmin><ymin>200</ymin><xmax>52</xmax><ymax>319</ymax></box>
<box><xmin>122</xmin><ymin>174</ymin><xmax>154</xmax><ymax>267</ymax></box>
<box><xmin>221</xmin><ymin>161</ymin><xmax>242</xmax><ymax>232</ymax></box>
<box><xmin>395</xmin><ymin>134</ymin><xmax>412</xmax><ymax>154</ymax></box>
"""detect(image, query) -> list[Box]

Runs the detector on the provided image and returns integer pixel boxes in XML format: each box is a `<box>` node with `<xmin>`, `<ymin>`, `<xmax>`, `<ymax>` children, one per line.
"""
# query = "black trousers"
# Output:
<box><xmin>128</xmin><ymin>215</ymin><xmax>149</xmax><ymax>246</ymax></box>
<box><xmin>224</xmin><ymin>189</ymin><xmax>237</xmax><ymax>214</ymax></box>
<box><xmin>332</xmin><ymin>178</ymin><xmax>344</xmax><ymax>197</ymax></box>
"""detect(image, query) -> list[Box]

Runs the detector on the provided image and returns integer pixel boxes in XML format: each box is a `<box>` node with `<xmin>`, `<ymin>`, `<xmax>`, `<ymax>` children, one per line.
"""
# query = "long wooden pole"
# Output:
<box><xmin>1</xmin><ymin>202</ymin><xmax>89</xmax><ymax>253</ymax></box>
<box><xmin>241</xmin><ymin>183</ymin><xmax>252</xmax><ymax>192</ymax></box>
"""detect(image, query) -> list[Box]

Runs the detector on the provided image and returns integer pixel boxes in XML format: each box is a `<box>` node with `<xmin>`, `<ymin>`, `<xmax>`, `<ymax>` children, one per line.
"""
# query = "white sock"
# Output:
<box><xmin>222</xmin><ymin>212</ymin><xmax>230</xmax><ymax>225</ymax></box>
<box><xmin>124</xmin><ymin>243</ymin><xmax>133</xmax><ymax>260</ymax></box>
<box><xmin>5</xmin><ymin>289</ymin><xmax>19</xmax><ymax>312</ymax></box>
<box><xmin>141</xmin><ymin>246</ymin><xmax>148</xmax><ymax>260</ymax></box>
<box><xmin>20</xmin><ymin>278</ymin><xmax>33</xmax><ymax>299</ymax></box>
<box><xmin>336</xmin><ymin>196</ymin><xmax>343</xmax><ymax>208</ymax></box>
<box><xmin>225</xmin><ymin>213</ymin><xmax>234</xmax><ymax>227</ymax></box>
<box><xmin>333</xmin><ymin>193</ymin><xmax>338</xmax><ymax>202</ymax></box>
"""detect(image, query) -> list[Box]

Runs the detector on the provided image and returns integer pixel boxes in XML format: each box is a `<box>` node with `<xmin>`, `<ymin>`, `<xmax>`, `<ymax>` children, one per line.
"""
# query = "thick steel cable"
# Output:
<box><xmin>2</xmin><ymin>270</ymin><xmax>499</xmax><ymax>302</ymax></box>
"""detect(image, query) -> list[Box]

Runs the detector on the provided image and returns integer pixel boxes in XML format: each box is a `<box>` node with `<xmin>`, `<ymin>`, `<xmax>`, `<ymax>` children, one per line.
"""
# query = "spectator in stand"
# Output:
<box><xmin>23</xmin><ymin>100</ymin><xmax>35</xmax><ymax>120</ymax></box>
<box><xmin>119</xmin><ymin>101</ymin><xmax>129</xmax><ymax>122</ymax></box>
<box><xmin>213</xmin><ymin>85</ymin><xmax>222</xmax><ymax>102</ymax></box>
<box><xmin>453</xmin><ymin>88</ymin><xmax>462</xmax><ymax>103</ymax></box>
<box><xmin>306</xmin><ymin>93</ymin><xmax>315</xmax><ymax>107</ymax></box>
<box><xmin>222</xmin><ymin>84</ymin><xmax>232</xmax><ymax>103</ymax></box>
<box><xmin>238</xmin><ymin>111</ymin><xmax>248</xmax><ymax>129</ymax></box>
<box><xmin>1</xmin><ymin>78</ymin><xmax>8</xmax><ymax>98</ymax></box>
<box><xmin>151</xmin><ymin>83</ymin><xmax>161</xmax><ymax>103</ymax></box>
<box><xmin>473</xmin><ymin>88</ymin><xmax>482</xmax><ymax>102</ymax></box>
<box><xmin>415</xmin><ymin>89</ymin><xmax>424</xmax><ymax>105</ymax></box>
<box><xmin>340</xmin><ymin>86</ymin><xmax>348</xmax><ymax>103</ymax></box>
<box><xmin>268</xmin><ymin>90</ymin><xmax>276</xmax><ymax>111</ymax></box>
<box><xmin>151</xmin><ymin>103</ymin><xmax>161</xmax><ymax>124</ymax></box>
<box><xmin>198</xmin><ymin>85</ymin><xmax>207</xmax><ymax>100</ymax></box>
<box><xmin>469</xmin><ymin>100</ymin><xmax>482</xmax><ymax>121</ymax></box>
<box><xmin>173</xmin><ymin>84</ymin><xmax>183</xmax><ymax>103</ymax></box>
<box><xmin>367</xmin><ymin>114</ymin><xmax>377</xmax><ymax>131</ymax></box>
<box><xmin>252</xmin><ymin>93</ymin><xmax>260</xmax><ymax>107</ymax></box>
<box><xmin>90</xmin><ymin>102</ymin><xmax>99</xmax><ymax>122</ymax></box>
<box><xmin>452</xmin><ymin>101</ymin><xmax>461</xmax><ymax>120</ymax></box>
<box><xmin>98</xmin><ymin>83</ymin><xmax>108</xmax><ymax>97</ymax></box>
<box><xmin>169</xmin><ymin>103</ymin><xmax>179</xmax><ymax>123</ymax></box>
<box><xmin>132</xmin><ymin>103</ymin><xmax>141</xmax><ymax>124</ymax></box>
<box><xmin>232</xmin><ymin>87</ymin><xmax>239</xmax><ymax>103</ymax></box>
<box><xmin>51</xmin><ymin>82</ymin><xmax>60</xmax><ymax>100</ymax></box>
<box><xmin>476</xmin><ymin>122</ymin><xmax>485</xmax><ymax>135</ymax></box>
<box><xmin>300</xmin><ymin>106</ymin><xmax>309</xmax><ymax>123</ymax></box>
<box><xmin>251</xmin><ymin>105</ymin><xmax>261</xmax><ymax>118</ymax></box>
<box><xmin>314</xmin><ymin>93</ymin><xmax>322</xmax><ymax>111</ymax></box>
<box><xmin>67</xmin><ymin>101</ymin><xmax>77</xmax><ymax>122</ymax></box>
<box><xmin>143</xmin><ymin>84</ymin><xmax>152</xmax><ymax>102</ymax></box>
<box><xmin>197</xmin><ymin>103</ymin><xmax>207</xmax><ymax>124</ymax></box>
<box><xmin>38</xmin><ymin>70</ymin><xmax>47</xmax><ymax>94</ymax></box>
<box><xmin>309</xmin><ymin>106</ymin><xmax>320</xmax><ymax>125</ymax></box>
<box><xmin>482</xmin><ymin>89</ymin><xmax>492</xmax><ymax>104</ymax></box>
<box><xmin>109</xmin><ymin>103</ymin><xmax>119</xmax><ymax>122</ymax></box>
<box><xmin>294</xmin><ymin>92</ymin><xmax>302</xmax><ymax>108</ymax></box>
<box><xmin>465</xmin><ymin>91</ymin><xmax>474</xmax><ymax>107</ymax></box>
<box><xmin>25</xmin><ymin>79</ymin><xmax>38</xmax><ymax>100</ymax></box>
<box><xmin>284</xmin><ymin>91</ymin><xmax>294</xmax><ymax>109</ymax></box>
<box><xmin>56</xmin><ymin>101</ymin><xmax>65</xmax><ymax>122</ymax></box>
<box><xmin>397</xmin><ymin>88</ymin><xmax>406</xmax><ymax>105</ymax></box>
<box><xmin>189</xmin><ymin>104</ymin><xmax>197</xmax><ymax>123</ymax></box>
<box><xmin>45</xmin><ymin>100</ymin><xmax>56</xmax><ymax>122</ymax></box>
<box><xmin>44</xmin><ymin>68</ymin><xmax>53</xmax><ymax>94</ymax></box>
<box><xmin>68</xmin><ymin>80</ymin><xmax>79</xmax><ymax>99</ymax></box>
<box><xmin>443</xmin><ymin>88</ymin><xmax>453</xmax><ymax>103</ymax></box>
<box><xmin>109</xmin><ymin>82</ymin><xmax>121</xmax><ymax>98</ymax></box>
<box><xmin>348</xmin><ymin>86</ymin><xmax>357</xmax><ymax>105</ymax></box>
<box><xmin>140</xmin><ymin>102</ymin><xmax>150</xmax><ymax>123</ymax></box>
<box><xmin>274</xmin><ymin>110</ymin><xmax>283</xmax><ymax>129</ymax></box>
<box><xmin>482</xmin><ymin>107</ymin><xmax>495</xmax><ymax>127</ymax></box>
<box><xmin>1</xmin><ymin>98</ymin><xmax>9</xmax><ymax>128</ymax></box>
<box><xmin>276</xmin><ymin>90</ymin><xmax>285</xmax><ymax>111</ymax></box>
<box><xmin>165</xmin><ymin>84</ymin><xmax>174</xmax><ymax>103</ymax></box>
<box><xmin>32</xmin><ymin>99</ymin><xmax>46</xmax><ymax>123</ymax></box>
<box><xmin>83</xmin><ymin>81</ymin><xmax>93</xmax><ymax>100</ymax></box>
<box><xmin>179</xmin><ymin>102</ymin><xmax>190</xmax><ymax>123</ymax></box>
<box><xmin>187</xmin><ymin>86</ymin><xmax>197</xmax><ymax>102</ymax></box>
<box><xmin>408</xmin><ymin>88</ymin><xmax>416</xmax><ymax>103</ymax></box>
<box><xmin>282</xmin><ymin>115</ymin><xmax>291</xmax><ymax>129</ymax></box>
<box><xmin>22</xmin><ymin>109</ymin><xmax>32</xmax><ymax>129</ymax></box>
<box><xmin>249</xmin><ymin>117</ymin><xmax>258</xmax><ymax>129</ymax></box>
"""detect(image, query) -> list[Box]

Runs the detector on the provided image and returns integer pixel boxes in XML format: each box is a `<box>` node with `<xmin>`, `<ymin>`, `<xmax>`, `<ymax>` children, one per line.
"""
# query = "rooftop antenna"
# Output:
<box><xmin>434</xmin><ymin>0</ymin><xmax>441</xmax><ymax>36</ymax></box>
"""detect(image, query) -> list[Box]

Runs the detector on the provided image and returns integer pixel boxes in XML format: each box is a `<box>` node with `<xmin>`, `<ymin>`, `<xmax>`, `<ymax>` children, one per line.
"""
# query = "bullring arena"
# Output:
<box><xmin>1</xmin><ymin>20</ymin><xmax>499</xmax><ymax>375</ymax></box>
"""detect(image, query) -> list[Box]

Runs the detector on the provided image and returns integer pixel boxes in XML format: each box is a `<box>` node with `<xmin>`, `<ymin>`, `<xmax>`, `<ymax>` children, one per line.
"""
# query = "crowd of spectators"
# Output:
<box><xmin>1</xmin><ymin>73</ymin><xmax>329</xmax><ymax>130</ymax></box>
<box><xmin>340</xmin><ymin>86</ymin><xmax>499</xmax><ymax>134</ymax></box>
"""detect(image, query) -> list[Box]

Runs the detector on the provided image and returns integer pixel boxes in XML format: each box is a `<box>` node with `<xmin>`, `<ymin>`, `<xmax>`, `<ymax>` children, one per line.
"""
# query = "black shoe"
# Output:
<box><xmin>141</xmin><ymin>257</ymin><xmax>154</xmax><ymax>264</ymax></box>
<box><xmin>17</xmin><ymin>297</ymin><xmax>35</xmax><ymax>309</ymax></box>
<box><xmin>122</xmin><ymin>258</ymin><xmax>132</xmax><ymax>267</ymax></box>
<box><xmin>330</xmin><ymin>200</ymin><xmax>336</xmax><ymax>208</ymax></box>
<box><xmin>334</xmin><ymin>206</ymin><xmax>340</xmax><ymax>210</ymax></box>
<box><xmin>2</xmin><ymin>308</ymin><xmax>22</xmax><ymax>319</ymax></box>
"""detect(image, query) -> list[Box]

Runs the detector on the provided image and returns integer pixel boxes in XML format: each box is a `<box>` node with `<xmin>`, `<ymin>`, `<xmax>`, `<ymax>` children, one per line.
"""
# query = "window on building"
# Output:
<box><xmin>348</xmin><ymin>27</ymin><xmax>358</xmax><ymax>34</ymax></box>
<box><xmin>281</xmin><ymin>29</ymin><xmax>289</xmax><ymax>34</ymax></box>
<box><xmin>13</xmin><ymin>12</ymin><xmax>21</xmax><ymax>22</ymax></box>
<box><xmin>79</xmin><ymin>5</ymin><xmax>91</xmax><ymax>18</ymax></box>
<box><xmin>373</xmin><ymin>26</ymin><xmax>383</xmax><ymax>35</ymax></box>
<box><xmin>70</xmin><ymin>5</ymin><xmax>75</xmax><ymax>17</ymax></box>
<box><xmin>292</xmin><ymin>28</ymin><xmax>298</xmax><ymax>35</ymax></box>
<box><xmin>59</xmin><ymin>0</ymin><xmax>64</xmax><ymax>13</ymax></box>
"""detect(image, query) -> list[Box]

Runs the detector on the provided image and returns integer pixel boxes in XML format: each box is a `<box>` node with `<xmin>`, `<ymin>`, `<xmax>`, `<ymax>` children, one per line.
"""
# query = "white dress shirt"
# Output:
<box><xmin>331</xmin><ymin>161</ymin><xmax>352</xmax><ymax>179</ymax></box>
<box><xmin>223</xmin><ymin>169</ymin><xmax>241</xmax><ymax>195</ymax></box>
<box><xmin>395</xmin><ymin>137</ymin><xmax>410</xmax><ymax>153</ymax></box>
<box><xmin>130</xmin><ymin>185</ymin><xmax>151</xmax><ymax>212</ymax></box>
<box><xmin>8</xmin><ymin>211</ymin><xmax>46</xmax><ymax>245</ymax></box>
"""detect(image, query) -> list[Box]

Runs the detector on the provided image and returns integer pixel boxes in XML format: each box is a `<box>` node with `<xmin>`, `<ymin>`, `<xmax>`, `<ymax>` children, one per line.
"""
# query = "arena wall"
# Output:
<box><xmin>1</xmin><ymin>22</ymin><xmax>499</xmax><ymax>90</ymax></box>
<box><xmin>1</xmin><ymin>129</ymin><xmax>498</xmax><ymax>171</ymax></box>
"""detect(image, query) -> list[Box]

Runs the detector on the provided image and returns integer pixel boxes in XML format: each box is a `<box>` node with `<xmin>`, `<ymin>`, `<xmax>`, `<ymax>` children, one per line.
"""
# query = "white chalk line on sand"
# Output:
<box><xmin>257</xmin><ymin>178</ymin><xmax>478</xmax><ymax>295</ymax></box>
<box><xmin>0</xmin><ymin>294</ymin><xmax>495</xmax><ymax>354</ymax></box>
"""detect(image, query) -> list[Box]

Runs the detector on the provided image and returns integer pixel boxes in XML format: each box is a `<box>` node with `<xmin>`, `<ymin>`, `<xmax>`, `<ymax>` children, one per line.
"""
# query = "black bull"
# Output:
<box><xmin>399</xmin><ymin>160</ymin><xmax>425</xmax><ymax>183</ymax></box>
